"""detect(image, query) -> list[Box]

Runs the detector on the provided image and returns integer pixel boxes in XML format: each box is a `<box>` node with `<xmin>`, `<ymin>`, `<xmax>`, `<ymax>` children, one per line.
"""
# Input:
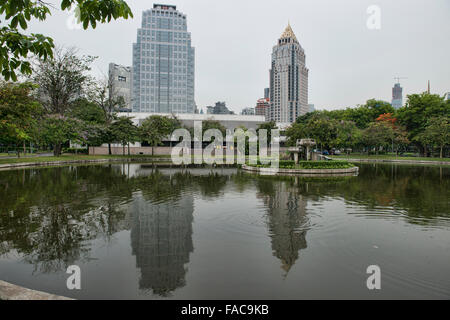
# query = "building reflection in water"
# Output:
<box><xmin>130</xmin><ymin>191</ymin><xmax>194</xmax><ymax>296</ymax></box>
<box><xmin>257</xmin><ymin>179</ymin><xmax>309</xmax><ymax>276</ymax></box>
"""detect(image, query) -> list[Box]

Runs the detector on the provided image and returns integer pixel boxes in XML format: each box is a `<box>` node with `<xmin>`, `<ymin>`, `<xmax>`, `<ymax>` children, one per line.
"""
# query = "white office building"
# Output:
<box><xmin>132</xmin><ymin>4</ymin><xmax>195</xmax><ymax>113</ymax></box>
<box><xmin>109</xmin><ymin>63</ymin><xmax>132</xmax><ymax>110</ymax></box>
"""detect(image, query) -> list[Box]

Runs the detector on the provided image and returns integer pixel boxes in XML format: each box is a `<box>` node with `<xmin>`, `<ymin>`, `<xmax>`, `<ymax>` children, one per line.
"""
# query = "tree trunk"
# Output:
<box><xmin>152</xmin><ymin>146</ymin><xmax>154</xmax><ymax>157</ymax></box>
<box><xmin>123</xmin><ymin>143</ymin><xmax>125</xmax><ymax>156</ymax></box>
<box><xmin>54</xmin><ymin>143</ymin><xmax>62</xmax><ymax>157</ymax></box>
<box><xmin>108</xmin><ymin>143</ymin><xmax>112</xmax><ymax>155</ymax></box>
<box><xmin>440</xmin><ymin>145</ymin><xmax>443</xmax><ymax>159</ymax></box>
<box><xmin>128</xmin><ymin>143</ymin><xmax>130</xmax><ymax>156</ymax></box>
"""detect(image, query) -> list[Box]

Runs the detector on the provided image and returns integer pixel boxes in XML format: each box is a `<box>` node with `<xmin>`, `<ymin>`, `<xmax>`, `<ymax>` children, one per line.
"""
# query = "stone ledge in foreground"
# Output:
<box><xmin>0</xmin><ymin>280</ymin><xmax>73</xmax><ymax>300</ymax></box>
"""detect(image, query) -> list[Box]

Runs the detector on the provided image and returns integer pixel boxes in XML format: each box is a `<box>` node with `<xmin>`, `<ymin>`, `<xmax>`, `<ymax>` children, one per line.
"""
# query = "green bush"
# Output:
<box><xmin>249</xmin><ymin>160</ymin><xmax>355</xmax><ymax>170</ymax></box>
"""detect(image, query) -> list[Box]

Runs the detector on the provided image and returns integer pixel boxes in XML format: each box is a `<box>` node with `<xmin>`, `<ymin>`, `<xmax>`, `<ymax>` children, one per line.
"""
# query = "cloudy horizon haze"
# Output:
<box><xmin>25</xmin><ymin>0</ymin><xmax>450</xmax><ymax>114</ymax></box>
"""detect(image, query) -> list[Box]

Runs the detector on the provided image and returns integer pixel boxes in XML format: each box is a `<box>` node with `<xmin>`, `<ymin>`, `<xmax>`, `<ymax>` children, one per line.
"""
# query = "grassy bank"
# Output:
<box><xmin>331</xmin><ymin>154</ymin><xmax>450</xmax><ymax>162</ymax></box>
<box><xmin>0</xmin><ymin>154</ymin><xmax>171</xmax><ymax>165</ymax></box>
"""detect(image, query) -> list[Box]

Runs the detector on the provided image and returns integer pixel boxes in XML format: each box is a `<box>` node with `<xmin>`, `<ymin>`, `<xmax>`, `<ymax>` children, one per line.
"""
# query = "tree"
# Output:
<box><xmin>304</xmin><ymin>116</ymin><xmax>338</xmax><ymax>151</ymax></box>
<box><xmin>335</xmin><ymin>120</ymin><xmax>361</xmax><ymax>151</ymax></box>
<box><xmin>285</xmin><ymin>122</ymin><xmax>307</xmax><ymax>147</ymax></box>
<box><xmin>39</xmin><ymin>115</ymin><xmax>81</xmax><ymax>156</ymax></box>
<box><xmin>140</xmin><ymin>115</ymin><xmax>180</xmax><ymax>156</ymax></box>
<box><xmin>91</xmin><ymin>72</ymin><xmax>128</xmax><ymax>154</ymax></box>
<box><xmin>202</xmin><ymin>120</ymin><xmax>227</xmax><ymax>136</ymax></box>
<box><xmin>0</xmin><ymin>81</ymin><xmax>43</xmax><ymax>156</ymax></box>
<box><xmin>257</xmin><ymin>121</ymin><xmax>277</xmax><ymax>143</ymax></box>
<box><xmin>416</xmin><ymin>117</ymin><xmax>449</xmax><ymax>158</ymax></box>
<box><xmin>397</xmin><ymin>93</ymin><xmax>449</xmax><ymax>156</ymax></box>
<box><xmin>376</xmin><ymin>113</ymin><xmax>409</xmax><ymax>154</ymax></box>
<box><xmin>69</xmin><ymin>98</ymin><xmax>105</xmax><ymax>125</ymax></box>
<box><xmin>0</xmin><ymin>0</ymin><xmax>133</xmax><ymax>81</ymax></box>
<box><xmin>32</xmin><ymin>47</ymin><xmax>97</xmax><ymax>155</ymax></box>
<box><xmin>361</xmin><ymin>121</ymin><xmax>394</xmax><ymax>155</ymax></box>
<box><xmin>110</xmin><ymin>117</ymin><xmax>138</xmax><ymax>155</ymax></box>
<box><xmin>33</xmin><ymin>47</ymin><xmax>96</xmax><ymax>116</ymax></box>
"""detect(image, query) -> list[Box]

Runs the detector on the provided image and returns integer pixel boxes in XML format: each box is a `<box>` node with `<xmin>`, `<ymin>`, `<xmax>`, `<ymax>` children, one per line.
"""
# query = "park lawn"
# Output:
<box><xmin>331</xmin><ymin>154</ymin><xmax>450</xmax><ymax>162</ymax></box>
<box><xmin>0</xmin><ymin>154</ymin><xmax>171</xmax><ymax>165</ymax></box>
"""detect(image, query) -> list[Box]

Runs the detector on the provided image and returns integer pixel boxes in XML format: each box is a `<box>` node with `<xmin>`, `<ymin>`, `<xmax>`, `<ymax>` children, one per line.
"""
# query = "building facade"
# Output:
<box><xmin>255</xmin><ymin>97</ymin><xmax>270</xmax><ymax>119</ymax></box>
<box><xmin>241</xmin><ymin>107</ymin><xmax>255</xmax><ymax>115</ymax></box>
<box><xmin>269</xmin><ymin>24</ymin><xmax>309</xmax><ymax>123</ymax></box>
<box><xmin>206</xmin><ymin>102</ymin><xmax>234</xmax><ymax>115</ymax></box>
<box><xmin>132</xmin><ymin>4</ymin><xmax>195</xmax><ymax>113</ymax></box>
<box><xmin>392</xmin><ymin>83</ymin><xmax>403</xmax><ymax>109</ymax></box>
<box><xmin>109</xmin><ymin>63</ymin><xmax>132</xmax><ymax>111</ymax></box>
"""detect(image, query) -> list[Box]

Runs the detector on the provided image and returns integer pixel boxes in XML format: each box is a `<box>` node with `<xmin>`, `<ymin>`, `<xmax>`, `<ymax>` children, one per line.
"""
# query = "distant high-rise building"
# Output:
<box><xmin>241</xmin><ymin>107</ymin><xmax>255</xmax><ymax>115</ymax></box>
<box><xmin>264</xmin><ymin>88</ymin><xmax>270</xmax><ymax>99</ymax></box>
<box><xmin>255</xmin><ymin>97</ymin><xmax>270</xmax><ymax>119</ymax></box>
<box><xmin>206</xmin><ymin>102</ymin><xmax>234</xmax><ymax>115</ymax></box>
<box><xmin>308</xmin><ymin>104</ymin><xmax>315</xmax><ymax>113</ymax></box>
<box><xmin>132</xmin><ymin>4</ymin><xmax>195</xmax><ymax>113</ymax></box>
<box><xmin>392</xmin><ymin>83</ymin><xmax>403</xmax><ymax>109</ymax></box>
<box><xmin>109</xmin><ymin>63</ymin><xmax>132</xmax><ymax>111</ymax></box>
<box><xmin>444</xmin><ymin>92</ymin><xmax>450</xmax><ymax>101</ymax></box>
<box><xmin>269</xmin><ymin>24</ymin><xmax>309</xmax><ymax>123</ymax></box>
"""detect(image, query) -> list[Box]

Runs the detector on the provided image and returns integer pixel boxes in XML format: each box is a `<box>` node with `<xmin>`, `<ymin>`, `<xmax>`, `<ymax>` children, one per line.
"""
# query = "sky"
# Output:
<box><xmin>25</xmin><ymin>0</ymin><xmax>450</xmax><ymax>114</ymax></box>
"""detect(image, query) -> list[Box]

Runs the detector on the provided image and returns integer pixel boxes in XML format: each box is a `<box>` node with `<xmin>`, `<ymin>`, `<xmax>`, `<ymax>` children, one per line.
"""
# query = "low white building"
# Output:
<box><xmin>121</xmin><ymin>112</ymin><xmax>266</xmax><ymax>132</ymax></box>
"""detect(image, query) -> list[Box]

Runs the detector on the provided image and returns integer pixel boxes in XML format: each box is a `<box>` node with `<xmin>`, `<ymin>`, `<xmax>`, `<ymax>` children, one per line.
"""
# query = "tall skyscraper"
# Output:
<box><xmin>269</xmin><ymin>24</ymin><xmax>309</xmax><ymax>123</ymax></box>
<box><xmin>392</xmin><ymin>83</ymin><xmax>403</xmax><ymax>109</ymax></box>
<box><xmin>132</xmin><ymin>4</ymin><xmax>195</xmax><ymax>113</ymax></box>
<box><xmin>264</xmin><ymin>88</ymin><xmax>270</xmax><ymax>99</ymax></box>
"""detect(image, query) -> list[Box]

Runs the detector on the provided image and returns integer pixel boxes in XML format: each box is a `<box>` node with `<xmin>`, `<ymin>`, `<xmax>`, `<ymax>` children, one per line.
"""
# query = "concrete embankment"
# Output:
<box><xmin>0</xmin><ymin>281</ymin><xmax>73</xmax><ymax>300</ymax></box>
<box><xmin>335</xmin><ymin>158</ymin><xmax>450</xmax><ymax>165</ymax></box>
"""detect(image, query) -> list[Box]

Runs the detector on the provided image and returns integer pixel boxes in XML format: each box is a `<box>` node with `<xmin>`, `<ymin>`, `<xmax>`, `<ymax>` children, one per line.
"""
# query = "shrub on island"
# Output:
<box><xmin>249</xmin><ymin>160</ymin><xmax>355</xmax><ymax>170</ymax></box>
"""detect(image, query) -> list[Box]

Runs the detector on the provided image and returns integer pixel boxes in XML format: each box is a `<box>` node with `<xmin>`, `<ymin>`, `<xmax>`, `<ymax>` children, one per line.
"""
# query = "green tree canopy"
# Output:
<box><xmin>110</xmin><ymin>116</ymin><xmax>138</xmax><ymax>155</ymax></box>
<box><xmin>140</xmin><ymin>115</ymin><xmax>181</xmax><ymax>156</ymax></box>
<box><xmin>415</xmin><ymin>117</ymin><xmax>449</xmax><ymax>158</ymax></box>
<box><xmin>0</xmin><ymin>0</ymin><xmax>133</xmax><ymax>81</ymax></box>
<box><xmin>0</xmin><ymin>81</ymin><xmax>43</xmax><ymax>155</ymax></box>
<box><xmin>397</xmin><ymin>93</ymin><xmax>449</xmax><ymax>154</ymax></box>
<box><xmin>39</xmin><ymin>115</ymin><xmax>81</xmax><ymax>156</ymax></box>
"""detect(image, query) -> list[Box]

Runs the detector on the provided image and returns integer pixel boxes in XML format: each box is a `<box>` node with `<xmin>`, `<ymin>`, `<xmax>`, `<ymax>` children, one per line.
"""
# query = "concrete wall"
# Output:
<box><xmin>89</xmin><ymin>146</ymin><xmax>290</xmax><ymax>156</ymax></box>
<box><xmin>89</xmin><ymin>146</ymin><xmax>173</xmax><ymax>156</ymax></box>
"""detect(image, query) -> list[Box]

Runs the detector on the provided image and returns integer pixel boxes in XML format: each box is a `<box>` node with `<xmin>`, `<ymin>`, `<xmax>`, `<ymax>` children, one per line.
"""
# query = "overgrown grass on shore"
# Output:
<box><xmin>331</xmin><ymin>154</ymin><xmax>450</xmax><ymax>162</ymax></box>
<box><xmin>0</xmin><ymin>154</ymin><xmax>171</xmax><ymax>165</ymax></box>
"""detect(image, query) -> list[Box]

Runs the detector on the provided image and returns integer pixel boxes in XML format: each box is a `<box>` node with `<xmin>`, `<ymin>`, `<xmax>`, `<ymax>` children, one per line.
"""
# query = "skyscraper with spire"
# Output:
<box><xmin>269</xmin><ymin>24</ymin><xmax>309</xmax><ymax>123</ymax></box>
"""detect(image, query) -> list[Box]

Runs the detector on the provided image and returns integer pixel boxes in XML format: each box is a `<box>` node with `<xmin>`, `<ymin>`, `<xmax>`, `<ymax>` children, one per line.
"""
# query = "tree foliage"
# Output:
<box><xmin>140</xmin><ymin>115</ymin><xmax>181</xmax><ymax>155</ymax></box>
<box><xmin>0</xmin><ymin>0</ymin><xmax>133</xmax><ymax>81</ymax></box>
<box><xmin>0</xmin><ymin>81</ymin><xmax>43</xmax><ymax>155</ymax></box>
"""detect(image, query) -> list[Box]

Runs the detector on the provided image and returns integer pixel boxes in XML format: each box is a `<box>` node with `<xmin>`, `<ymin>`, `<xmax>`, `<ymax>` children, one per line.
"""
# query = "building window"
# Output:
<box><xmin>118</xmin><ymin>76</ymin><xmax>127</xmax><ymax>82</ymax></box>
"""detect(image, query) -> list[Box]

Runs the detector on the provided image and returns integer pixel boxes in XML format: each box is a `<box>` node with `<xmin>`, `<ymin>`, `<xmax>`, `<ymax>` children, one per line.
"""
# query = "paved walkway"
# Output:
<box><xmin>0</xmin><ymin>281</ymin><xmax>72</xmax><ymax>300</ymax></box>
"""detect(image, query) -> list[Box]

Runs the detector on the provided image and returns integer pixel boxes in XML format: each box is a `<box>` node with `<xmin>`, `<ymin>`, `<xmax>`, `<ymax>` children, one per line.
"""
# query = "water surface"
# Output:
<box><xmin>0</xmin><ymin>163</ymin><xmax>449</xmax><ymax>299</ymax></box>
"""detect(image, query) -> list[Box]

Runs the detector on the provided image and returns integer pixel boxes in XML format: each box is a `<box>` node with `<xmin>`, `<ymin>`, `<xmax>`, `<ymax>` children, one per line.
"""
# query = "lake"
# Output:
<box><xmin>0</xmin><ymin>163</ymin><xmax>449</xmax><ymax>299</ymax></box>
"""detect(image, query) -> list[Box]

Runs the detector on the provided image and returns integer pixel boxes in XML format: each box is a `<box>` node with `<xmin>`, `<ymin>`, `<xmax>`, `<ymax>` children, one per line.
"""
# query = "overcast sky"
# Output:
<box><xmin>27</xmin><ymin>0</ymin><xmax>450</xmax><ymax>113</ymax></box>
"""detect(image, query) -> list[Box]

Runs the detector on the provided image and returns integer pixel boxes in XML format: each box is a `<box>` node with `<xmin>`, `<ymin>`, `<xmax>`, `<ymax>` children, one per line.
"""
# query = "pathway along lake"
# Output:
<box><xmin>0</xmin><ymin>163</ymin><xmax>449</xmax><ymax>299</ymax></box>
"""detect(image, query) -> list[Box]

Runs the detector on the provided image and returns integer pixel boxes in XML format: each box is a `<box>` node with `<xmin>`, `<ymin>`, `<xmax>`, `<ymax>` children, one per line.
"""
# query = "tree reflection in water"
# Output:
<box><xmin>0</xmin><ymin>163</ymin><xmax>448</xmax><ymax>297</ymax></box>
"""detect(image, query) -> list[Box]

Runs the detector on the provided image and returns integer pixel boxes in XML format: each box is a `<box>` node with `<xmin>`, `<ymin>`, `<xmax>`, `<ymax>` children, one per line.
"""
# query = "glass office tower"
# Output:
<box><xmin>132</xmin><ymin>4</ymin><xmax>195</xmax><ymax>113</ymax></box>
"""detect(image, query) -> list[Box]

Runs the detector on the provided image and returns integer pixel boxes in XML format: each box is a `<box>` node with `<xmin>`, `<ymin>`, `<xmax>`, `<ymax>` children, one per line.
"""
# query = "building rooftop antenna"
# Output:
<box><xmin>394</xmin><ymin>76</ymin><xmax>408</xmax><ymax>84</ymax></box>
